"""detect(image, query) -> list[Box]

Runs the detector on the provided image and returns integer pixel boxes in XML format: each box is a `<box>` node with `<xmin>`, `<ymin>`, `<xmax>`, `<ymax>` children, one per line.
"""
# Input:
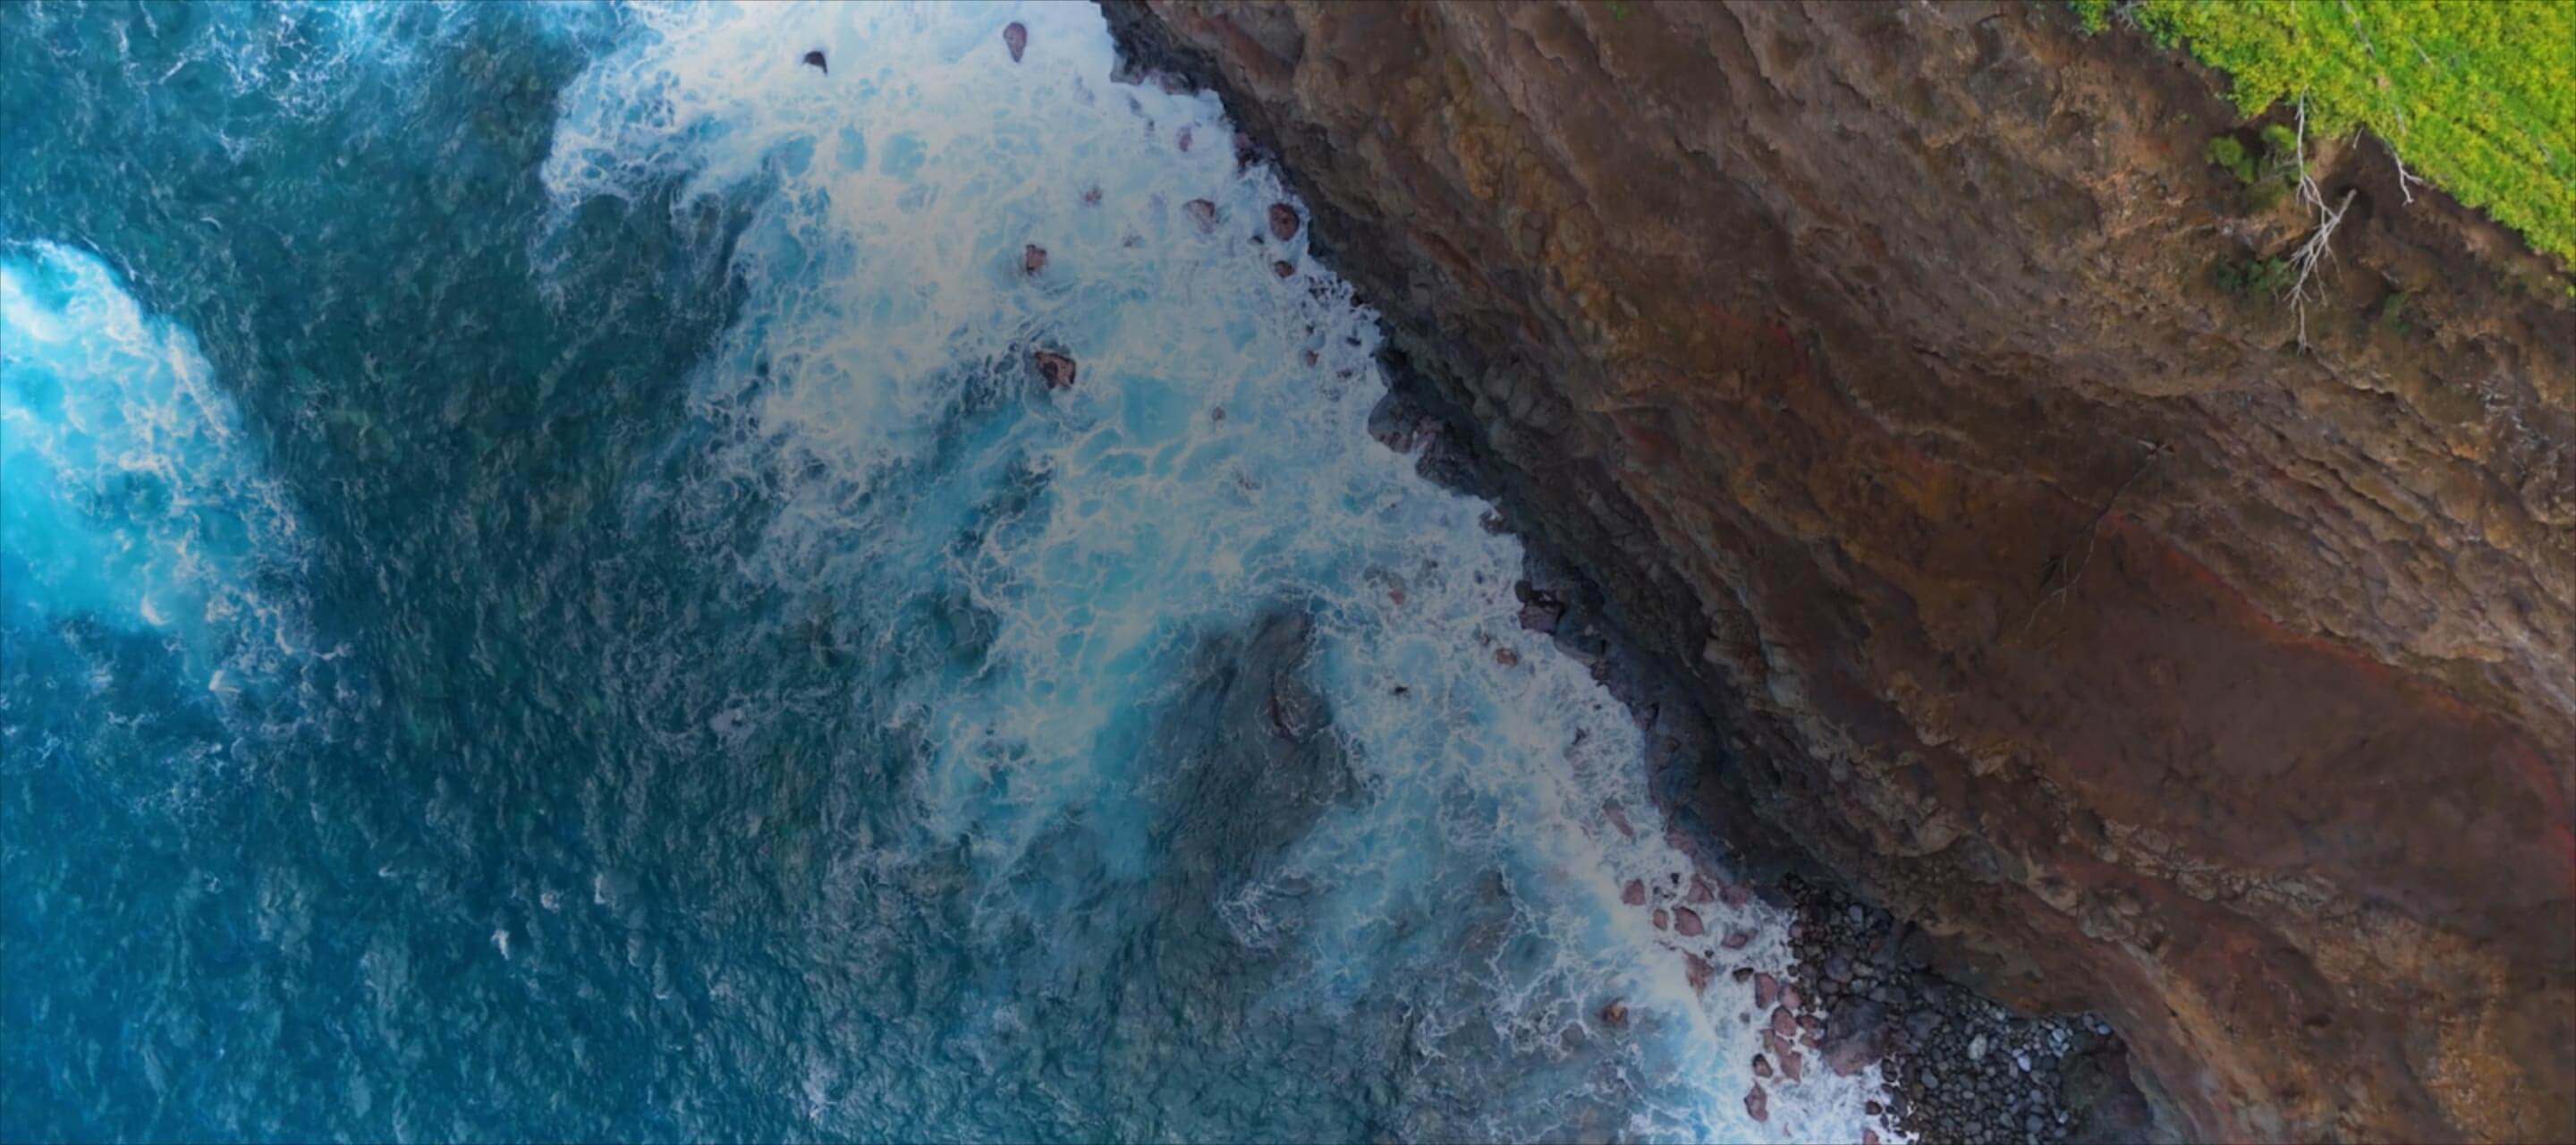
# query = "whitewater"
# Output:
<box><xmin>1</xmin><ymin>4</ymin><xmax>1889</xmax><ymax>1141</ymax></box>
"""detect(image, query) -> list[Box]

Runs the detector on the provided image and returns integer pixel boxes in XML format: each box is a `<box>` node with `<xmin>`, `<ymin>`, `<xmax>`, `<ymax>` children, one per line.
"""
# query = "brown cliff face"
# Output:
<box><xmin>1104</xmin><ymin>2</ymin><xmax>2576</xmax><ymax>1141</ymax></box>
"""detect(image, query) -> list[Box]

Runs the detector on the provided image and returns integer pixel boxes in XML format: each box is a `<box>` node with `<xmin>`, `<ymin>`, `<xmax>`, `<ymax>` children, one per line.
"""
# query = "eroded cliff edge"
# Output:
<box><xmin>1104</xmin><ymin>2</ymin><xmax>2576</xmax><ymax>1141</ymax></box>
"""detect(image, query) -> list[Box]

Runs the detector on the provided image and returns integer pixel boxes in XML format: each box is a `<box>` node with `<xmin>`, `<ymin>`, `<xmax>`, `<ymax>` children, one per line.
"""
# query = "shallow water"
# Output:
<box><xmin>2</xmin><ymin>4</ymin><xmax>1888</xmax><ymax>1141</ymax></box>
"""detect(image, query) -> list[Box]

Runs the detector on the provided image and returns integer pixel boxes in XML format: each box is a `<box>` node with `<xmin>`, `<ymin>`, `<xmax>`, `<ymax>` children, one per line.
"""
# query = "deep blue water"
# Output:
<box><xmin>0</xmin><ymin>4</ymin><xmax>1885</xmax><ymax>1141</ymax></box>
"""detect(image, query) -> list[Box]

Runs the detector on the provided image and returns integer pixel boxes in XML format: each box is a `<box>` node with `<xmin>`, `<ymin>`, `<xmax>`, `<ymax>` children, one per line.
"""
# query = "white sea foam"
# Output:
<box><xmin>544</xmin><ymin>3</ymin><xmax>1896</xmax><ymax>1140</ymax></box>
<box><xmin>1</xmin><ymin>242</ymin><xmax>317</xmax><ymax>694</ymax></box>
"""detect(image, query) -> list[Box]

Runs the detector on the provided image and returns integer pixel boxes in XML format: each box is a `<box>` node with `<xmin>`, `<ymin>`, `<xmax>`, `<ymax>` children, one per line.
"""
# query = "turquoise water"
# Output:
<box><xmin>1</xmin><ymin>4</ymin><xmax>1886</xmax><ymax>1141</ymax></box>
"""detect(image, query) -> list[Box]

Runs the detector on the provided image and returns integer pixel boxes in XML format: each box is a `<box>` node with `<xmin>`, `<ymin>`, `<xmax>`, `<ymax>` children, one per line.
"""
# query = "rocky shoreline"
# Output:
<box><xmin>1101</xmin><ymin>4</ymin><xmax>2171</xmax><ymax>1140</ymax></box>
<box><xmin>1097</xmin><ymin>3</ymin><xmax>2574</xmax><ymax>1141</ymax></box>
<box><xmin>1370</xmin><ymin>368</ymin><xmax>2158</xmax><ymax>1142</ymax></box>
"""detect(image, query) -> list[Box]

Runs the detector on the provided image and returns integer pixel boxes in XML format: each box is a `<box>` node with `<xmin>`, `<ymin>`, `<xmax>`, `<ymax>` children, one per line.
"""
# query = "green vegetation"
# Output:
<box><xmin>2074</xmin><ymin>0</ymin><xmax>2576</xmax><ymax>265</ymax></box>
<box><xmin>2206</xmin><ymin>134</ymin><xmax>2258</xmax><ymax>182</ymax></box>
<box><xmin>2216</xmin><ymin>252</ymin><xmax>2297</xmax><ymax>300</ymax></box>
<box><xmin>2375</xmin><ymin>288</ymin><xmax>2414</xmax><ymax>333</ymax></box>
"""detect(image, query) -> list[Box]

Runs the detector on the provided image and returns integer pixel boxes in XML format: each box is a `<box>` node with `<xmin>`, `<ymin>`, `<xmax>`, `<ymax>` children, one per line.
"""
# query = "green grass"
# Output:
<box><xmin>2074</xmin><ymin>0</ymin><xmax>2576</xmax><ymax>265</ymax></box>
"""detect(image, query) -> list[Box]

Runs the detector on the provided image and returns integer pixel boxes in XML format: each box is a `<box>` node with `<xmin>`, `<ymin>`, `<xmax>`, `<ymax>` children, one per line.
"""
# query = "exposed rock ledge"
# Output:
<box><xmin>1102</xmin><ymin>2</ymin><xmax>2574</xmax><ymax>1141</ymax></box>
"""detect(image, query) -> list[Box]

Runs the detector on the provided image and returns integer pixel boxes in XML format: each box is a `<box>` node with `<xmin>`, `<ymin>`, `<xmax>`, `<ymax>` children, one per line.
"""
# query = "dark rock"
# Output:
<box><xmin>1744</xmin><ymin>1085</ymin><xmax>1767</xmax><ymax>1124</ymax></box>
<box><xmin>1002</xmin><ymin>21</ymin><xmax>1027</xmax><ymax>63</ymax></box>
<box><xmin>1269</xmin><ymin>202</ymin><xmax>1301</xmax><ymax>241</ymax></box>
<box><xmin>1622</xmin><ymin>879</ymin><xmax>1646</xmax><ymax>906</ymax></box>
<box><xmin>1182</xmin><ymin>198</ymin><xmax>1218</xmax><ymax>233</ymax></box>
<box><xmin>1682</xmin><ymin>951</ymin><xmax>1713</xmax><ymax>993</ymax></box>
<box><xmin>801</xmin><ymin>49</ymin><xmax>826</xmax><ymax>74</ymax></box>
<box><xmin>1824</xmin><ymin>999</ymin><xmax>1889</xmax><ymax>1076</ymax></box>
<box><xmin>1516</xmin><ymin>596</ymin><xmax>1563</xmax><ymax>634</ymax></box>
<box><xmin>1022</xmin><ymin>243</ymin><xmax>1048</xmax><ymax>276</ymax></box>
<box><xmin>1673</xmin><ymin>906</ymin><xmax>1704</xmax><ymax>937</ymax></box>
<box><xmin>1030</xmin><ymin>349</ymin><xmax>1078</xmax><ymax>390</ymax></box>
<box><xmin>1272</xmin><ymin>259</ymin><xmax>1294</xmax><ymax>278</ymax></box>
<box><xmin>1598</xmin><ymin>997</ymin><xmax>1627</xmax><ymax>1028</ymax></box>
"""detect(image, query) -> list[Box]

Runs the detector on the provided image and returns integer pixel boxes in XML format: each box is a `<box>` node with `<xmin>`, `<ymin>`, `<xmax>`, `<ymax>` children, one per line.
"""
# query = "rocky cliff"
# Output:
<box><xmin>1102</xmin><ymin>2</ymin><xmax>2576</xmax><ymax>1141</ymax></box>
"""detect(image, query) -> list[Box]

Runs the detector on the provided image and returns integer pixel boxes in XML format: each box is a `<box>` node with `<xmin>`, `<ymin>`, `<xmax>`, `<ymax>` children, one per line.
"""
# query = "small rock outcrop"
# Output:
<box><xmin>1103</xmin><ymin>1</ymin><xmax>2576</xmax><ymax>1141</ymax></box>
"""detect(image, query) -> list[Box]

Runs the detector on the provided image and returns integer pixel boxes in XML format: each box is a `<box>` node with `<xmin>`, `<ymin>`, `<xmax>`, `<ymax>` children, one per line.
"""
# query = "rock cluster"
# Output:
<box><xmin>1783</xmin><ymin>876</ymin><xmax>2157</xmax><ymax>1144</ymax></box>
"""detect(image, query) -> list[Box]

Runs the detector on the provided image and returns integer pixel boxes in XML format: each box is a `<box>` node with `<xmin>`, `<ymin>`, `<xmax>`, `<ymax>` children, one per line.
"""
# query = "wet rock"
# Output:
<box><xmin>1081</xmin><ymin>186</ymin><xmax>1102</xmax><ymax>207</ymax></box>
<box><xmin>1688</xmin><ymin>875</ymin><xmax>1716</xmax><ymax>904</ymax></box>
<box><xmin>1752</xmin><ymin>1053</ymin><xmax>1773</xmax><ymax>1079</ymax></box>
<box><xmin>1515</xmin><ymin>595</ymin><xmax>1564</xmax><ymax>634</ymax></box>
<box><xmin>1732</xmin><ymin>966</ymin><xmax>1755</xmax><ymax>983</ymax></box>
<box><xmin>1176</xmin><ymin>126</ymin><xmax>1193</xmax><ymax>152</ymax></box>
<box><xmin>1182</xmin><ymin>198</ymin><xmax>1219</xmax><ymax>233</ymax></box>
<box><xmin>1779</xmin><ymin>1048</ymin><xmax>1805</xmax><ymax>1081</ymax></box>
<box><xmin>1674</xmin><ymin>906</ymin><xmax>1704</xmax><ymax>937</ymax></box>
<box><xmin>1683</xmin><ymin>951</ymin><xmax>1714</xmax><ymax>993</ymax></box>
<box><xmin>1269</xmin><ymin>202</ymin><xmax>1301</xmax><ymax>241</ymax></box>
<box><xmin>1002</xmin><ymin>21</ymin><xmax>1027</xmax><ymax>63</ymax></box>
<box><xmin>1022</xmin><ymin>243</ymin><xmax>1048</xmax><ymax>276</ymax></box>
<box><xmin>1272</xmin><ymin>259</ymin><xmax>1295</xmax><ymax>278</ymax></box>
<box><xmin>1744</xmin><ymin>1085</ymin><xmax>1767</xmax><ymax>1124</ymax></box>
<box><xmin>1601</xmin><ymin>801</ymin><xmax>1633</xmax><ymax>840</ymax></box>
<box><xmin>1030</xmin><ymin>349</ymin><xmax>1078</xmax><ymax>390</ymax></box>
<box><xmin>1755</xmin><ymin>972</ymin><xmax>1779</xmax><ymax>1010</ymax></box>
<box><xmin>1824</xmin><ymin>1000</ymin><xmax>1888</xmax><ymax>1076</ymax></box>
<box><xmin>1770</xmin><ymin>1006</ymin><xmax>1797</xmax><ymax>1038</ymax></box>
<box><xmin>1623</xmin><ymin>879</ymin><xmax>1647</xmax><ymax>906</ymax></box>
<box><xmin>1652</xmin><ymin>908</ymin><xmax>1668</xmax><ymax>931</ymax></box>
<box><xmin>801</xmin><ymin>49</ymin><xmax>827</xmax><ymax>74</ymax></box>
<box><xmin>1722</xmin><ymin>929</ymin><xmax>1753</xmax><ymax>950</ymax></box>
<box><xmin>1598</xmin><ymin>997</ymin><xmax>1628</xmax><ymax>1028</ymax></box>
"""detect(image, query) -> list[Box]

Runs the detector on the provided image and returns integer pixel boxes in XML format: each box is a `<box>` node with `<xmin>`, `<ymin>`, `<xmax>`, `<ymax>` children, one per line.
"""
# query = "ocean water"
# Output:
<box><xmin>1</xmin><ymin>4</ymin><xmax>1889</xmax><ymax>1142</ymax></box>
